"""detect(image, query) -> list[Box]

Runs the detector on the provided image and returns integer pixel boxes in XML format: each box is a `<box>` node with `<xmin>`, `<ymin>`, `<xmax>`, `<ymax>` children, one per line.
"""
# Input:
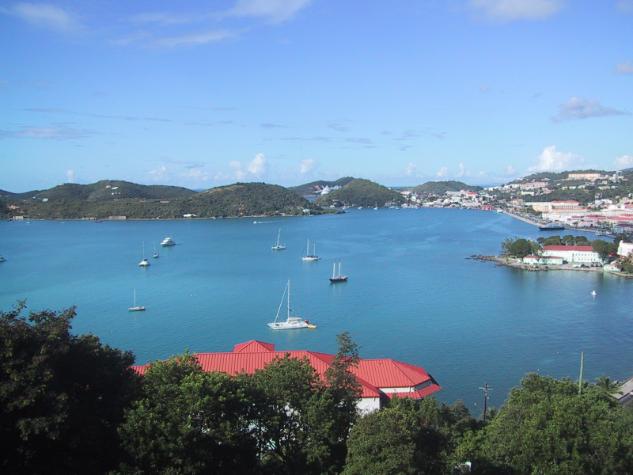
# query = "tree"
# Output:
<box><xmin>501</xmin><ymin>238</ymin><xmax>539</xmax><ymax>258</ymax></box>
<box><xmin>119</xmin><ymin>354</ymin><xmax>259</xmax><ymax>474</ymax></box>
<box><xmin>0</xmin><ymin>303</ymin><xmax>140</xmax><ymax>474</ymax></box>
<box><xmin>458</xmin><ymin>374</ymin><xmax>633</xmax><ymax>474</ymax></box>
<box><xmin>592</xmin><ymin>239</ymin><xmax>616</xmax><ymax>259</ymax></box>
<box><xmin>344</xmin><ymin>398</ymin><xmax>478</xmax><ymax>475</ymax></box>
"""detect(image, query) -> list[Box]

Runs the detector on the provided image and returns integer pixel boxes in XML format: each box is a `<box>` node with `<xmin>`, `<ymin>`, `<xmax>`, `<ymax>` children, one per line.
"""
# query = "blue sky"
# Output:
<box><xmin>1</xmin><ymin>0</ymin><xmax>633</xmax><ymax>191</ymax></box>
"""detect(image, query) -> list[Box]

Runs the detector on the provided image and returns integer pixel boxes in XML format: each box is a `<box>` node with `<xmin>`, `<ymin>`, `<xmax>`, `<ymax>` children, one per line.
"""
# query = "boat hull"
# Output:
<box><xmin>128</xmin><ymin>306</ymin><xmax>146</xmax><ymax>312</ymax></box>
<box><xmin>329</xmin><ymin>276</ymin><xmax>348</xmax><ymax>283</ymax></box>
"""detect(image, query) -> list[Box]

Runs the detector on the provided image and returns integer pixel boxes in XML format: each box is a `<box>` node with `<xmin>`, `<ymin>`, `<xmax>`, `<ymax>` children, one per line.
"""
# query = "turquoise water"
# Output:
<box><xmin>2</xmin><ymin>209</ymin><xmax>632</xmax><ymax>411</ymax></box>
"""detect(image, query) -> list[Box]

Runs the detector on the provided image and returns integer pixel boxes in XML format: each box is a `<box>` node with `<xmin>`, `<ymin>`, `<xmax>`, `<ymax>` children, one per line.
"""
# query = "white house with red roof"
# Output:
<box><xmin>132</xmin><ymin>340</ymin><xmax>441</xmax><ymax>414</ymax></box>
<box><xmin>541</xmin><ymin>245</ymin><xmax>602</xmax><ymax>265</ymax></box>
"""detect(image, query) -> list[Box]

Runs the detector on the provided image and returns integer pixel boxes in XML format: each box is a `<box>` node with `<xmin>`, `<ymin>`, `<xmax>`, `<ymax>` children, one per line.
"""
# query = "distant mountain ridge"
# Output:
<box><xmin>316</xmin><ymin>178</ymin><xmax>404</xmax><ymax>207</ymax></box>
<box><xmin>413</xmin><ymin>181</ymin><xmax>482</xmax><ymax>195</ymax></box>
<box><xmin>2</xmin><ymin>180</ymin><xmax>319</xmax><ymax>219</ymax></box>
<box><xmin>291</xmin><ymin>177</ymin><xmax>355</xmax><ymax>197</ymax></box>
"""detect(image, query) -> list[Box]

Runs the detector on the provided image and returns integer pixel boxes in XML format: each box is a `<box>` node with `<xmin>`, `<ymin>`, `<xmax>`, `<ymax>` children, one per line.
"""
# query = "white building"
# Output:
<box><xmin>542</xmin><ymin>245</ymin><xmax>602</xmax><ymax>265</ymax></box>
<box><xmin>617</xmin><ymin>241</ymin><xmax>633</xmax><ymax>258</ymax></box>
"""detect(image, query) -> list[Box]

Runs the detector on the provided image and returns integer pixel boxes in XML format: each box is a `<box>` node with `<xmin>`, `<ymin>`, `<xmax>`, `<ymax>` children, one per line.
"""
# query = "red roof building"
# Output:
<box><xmin>542</xmin><ymin>245</ymin><xmax>594</xmax><ymax>252</ymax></box>
<box><xmin>132</xmin><ymin>340</ymin><xmax>441</xmax><ymax>413</ymax></box>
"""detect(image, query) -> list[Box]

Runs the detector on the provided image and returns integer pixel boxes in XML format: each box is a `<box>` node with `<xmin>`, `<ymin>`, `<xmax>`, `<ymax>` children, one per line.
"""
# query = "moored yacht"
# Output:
<box><xmin>302</xmin><ymin>239</ymin><xmax>319</xmax><ymax>261</ymax></box>
<box><xmin>267</xmin><ymin>281</ymin><xmax>316</xmax><ymax>330</ymax></box>
<box><xmin>160</xmin><ymin>236</ymin><xmax>176</xmax><ymax>247</ymax></box>
<box><xmin>128</xmin><ymin>289</ymin><xmax>146</xmax><ymax>312</ymax></box>
<box><xmin>329</xmin><ymin>262</ymin><xmax>348</xmax><ymax>283</ymax></box>
<box><xmin>272</xmin><ymin>228</ymin><xmax>286</xmax><ymax>251</ymax></box>
<box><xmin>138</xmin><ymin>242</ymin><xmax>150</xmax><ymax>267</ymax></box>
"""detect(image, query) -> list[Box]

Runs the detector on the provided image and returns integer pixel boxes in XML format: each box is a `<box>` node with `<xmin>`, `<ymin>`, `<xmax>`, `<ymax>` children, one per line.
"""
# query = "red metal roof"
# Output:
<box><xmin>543</xmin><ymin>245</ymin><xmax>594</xmax><ymax>252</ymax></box>
<box><xmin>132</xmin><ymin>341</ymin><xmax>440</xmax><ymax>400</ymax></box>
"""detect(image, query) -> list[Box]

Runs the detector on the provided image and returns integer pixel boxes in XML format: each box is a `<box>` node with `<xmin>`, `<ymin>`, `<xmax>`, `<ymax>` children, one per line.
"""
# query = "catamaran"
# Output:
<box><xmin>128</xmin><ymin>289</ymin><xmax>146</xmax><ymax>312</ymax></box>
<box><xmin>267</xmin><ymin>280</ymin><xmax>316</xmax><ymax>330</ymax></box>
<box><xmin>138</xmin><ymin>242</ymin><xmax>150</xmax><ymax>267</ymax></box>
<box><xmin>302</xmin><ymin>239</ymin><xmax>320</xmax><ymax>261</ymax></box>
<box><xmin>272</xmin><ymin>228</ymin><xmax>286</xmax><ymax>251</ymax></box>
<box><xmin>329</xmin><ymin>262</ymin><xmax>348</xmax><ymax>283</ymax></box>
<box><xmin>160</xmin><ymin>236</ymin><xmax>176</xmax><ymax>247</ymax></box>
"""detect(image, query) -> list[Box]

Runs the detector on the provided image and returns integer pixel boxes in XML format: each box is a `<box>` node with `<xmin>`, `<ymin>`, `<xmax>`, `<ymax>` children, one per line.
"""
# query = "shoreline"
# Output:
<box><xmin>498</xmin><ymin>209</ymin><xmax>607</xmax><ymax>238</ymax></box>
<box><xmin>469</xmin><ymin>254</ymin><xmax>633</xmax><ymax>277</ymax></box>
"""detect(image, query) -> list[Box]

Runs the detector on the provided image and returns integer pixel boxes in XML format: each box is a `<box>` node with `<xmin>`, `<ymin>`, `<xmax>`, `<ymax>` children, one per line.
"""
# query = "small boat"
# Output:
<box><xmin>0</xmin><ymin>256</ymin><xmax>5</xmax><ymax>263</ymax></box>
<box><xmin>591</xmin><ymin>290</ymin><xmax>597</xmax><ymax>298</ymax></box>
<box><xmin>538</xmin><ymin>222</ymin><xmax>565</xmax><ymax>231</ymax></box>
<box><xmin>272</xmin><ymin>228</ymin><xmax>286</xmax><ymax>251</ymax></box>
<box><xmin>267</xmin><ymin>280</ymin><xmax>316</xmax><ymax>330</ymax></box>
<box><xmin>329</xmin><ymin>262</ymin><xmax>348</xmax><ymax>283</ymax></box>
<box><xmin>128</xmin><ymin>289</ymin><xmax>146</xmax><ymax>312</ymax></box>
<box><xmin>160</xmin><ymin>236</ymin><xmax>176</xmax><ymax>247</ymax></box>
<box><xmin>152</xmin><ymin>247</ymin><xmax>160</xmax><ymax>259</ymax></box>
<box><xmin>138</xmin><ymin>242</ymin><xmax>150</xmax><ymax>267</ymax></box>
<box><xmin>373</xmin><ymin>202</ymin><xmax>378</xmax><ymax>210</ymax></box>
<box><xmin>302</xmin><ymin>239</ymin><xmax>319</xmax><ymax>262</ymax></box>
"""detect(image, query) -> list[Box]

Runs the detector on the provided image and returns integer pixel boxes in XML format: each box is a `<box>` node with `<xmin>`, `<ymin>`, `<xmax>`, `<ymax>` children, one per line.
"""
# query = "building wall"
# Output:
<box><xmin>618</xmin><ymin>242</ymin><xmax>633</xmax><ymax>257</ymax></box>
<box><xmin>356</xmin><ymin>397</ymin><xmax>381</xmax><ymax>414</ymax></box>
<box><xmin>542</xmin><ymin>249</ymin><xmax>602</xmax><ymax>264</ymax></box>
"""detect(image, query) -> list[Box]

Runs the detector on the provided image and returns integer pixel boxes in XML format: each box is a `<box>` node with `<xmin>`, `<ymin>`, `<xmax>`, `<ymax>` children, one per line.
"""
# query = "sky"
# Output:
<box><xmin>1</xmin><ymin>0</ymin><xmax>633</xmax><ymax>191</ymax></box>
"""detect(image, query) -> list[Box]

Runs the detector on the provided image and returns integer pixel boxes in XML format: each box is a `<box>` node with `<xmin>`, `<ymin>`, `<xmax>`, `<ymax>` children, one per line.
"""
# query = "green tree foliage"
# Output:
<box><xmin>537</xmin><ymin>235</ymin><xmax>590</xmax><ymax>246</ymax></box>
<box><xmin>119</xmin><ymin>354</ymin><xmax>259</xmax><ymax>474</ymax></box>
<box><xmin>592</xmin><ymin>239</ymin><xmax>618</xmax><ymax>259</ymax></box>
<box><xmin>501</xmin><ymin>238</ymin><xmax>539</xmax><ymax>258</ymax></box>
<box><xmin>0</xmin><ymin>303</ymin><xmax>140</xmax><ymax>474</ymax></box>
<box><xmin>344</xmin><ymin>398</ymin><xmax>478</xmax><ymax>475</ymax></box>
<box><xmin>2</xmin><ymin>181</ymin><xmax>321</xmax><ymax>219</ymax></box>
<box><xmin>457</xmin><ymin>374</ymin><xmax>633</xmax><ymax>474</ymax></box>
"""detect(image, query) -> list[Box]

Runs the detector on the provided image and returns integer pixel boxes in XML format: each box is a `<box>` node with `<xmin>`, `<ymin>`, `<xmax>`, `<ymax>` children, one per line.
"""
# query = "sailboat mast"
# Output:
<box><xmin>332</xmin><ymin>263</ymin><xmax>336</xmax><ymax>278</ymax></box>
<box><xmin>287</xmin><ymin>281</ymin><xmax>291</xmax><ymax>320</ymax></box>
<box><xmin>133</xmin><ymin>289</ymin><xmax>136</xmax><ymax>306</ymax></box>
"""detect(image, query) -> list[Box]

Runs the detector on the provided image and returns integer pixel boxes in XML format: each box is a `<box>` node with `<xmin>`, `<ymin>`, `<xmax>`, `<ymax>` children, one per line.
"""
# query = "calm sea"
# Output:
<box><xmin>2</xmin><ymin>209</ymin><xmax>632</xmax><ymax>411</ymax></box>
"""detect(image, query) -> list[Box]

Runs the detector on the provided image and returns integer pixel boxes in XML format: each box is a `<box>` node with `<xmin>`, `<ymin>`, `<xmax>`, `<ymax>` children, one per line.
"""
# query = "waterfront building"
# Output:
<box><xmin>566</xmin><ymin>172</ymin><xmax>605</xmax><ymax>181</ymax></box>
<box><xmin>522</xmin><ymin>255</ymin><xmax>564</xmax><ymax>266</ymax></box>
<box><xmin>132</xmin><ymin>340</ymin><xmax>441</xmax><ymax>414</ymax></box>
<box><xmin>541</xmin><ymin>245</ymin><xmax>602</xmax><ymax>265</ymax></box>
<box><xmin>617</xmin><ymin>241</ymin><xmax>633</xmax><ymax>258</ymax></box>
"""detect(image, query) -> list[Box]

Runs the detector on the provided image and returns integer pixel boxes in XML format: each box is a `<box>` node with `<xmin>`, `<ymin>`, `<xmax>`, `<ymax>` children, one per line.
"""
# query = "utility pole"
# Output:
<box><xmin>578</xmin><ymin>351</ymin><xmax>584</xmax><ymax>395</ymax></box>
<box><xmin>479</xmin><ymin>383</ymin><xmax>492</xmax><ymax>421</ymax></box>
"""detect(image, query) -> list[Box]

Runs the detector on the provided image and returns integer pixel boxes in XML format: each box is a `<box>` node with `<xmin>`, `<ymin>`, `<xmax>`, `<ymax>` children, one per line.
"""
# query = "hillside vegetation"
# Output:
<box><xmin>316</xmin><ymin>178</ymin><xmax>404</xmax><ymax>207</ymax></box>
<box><xmin>413</xmin><ymin>180</ymin><xmax>482</xmax><ymax>195</ymax></box>
<box><xmin>291</xmin><ymin>177</ymin><xmax>355</xmax><ymax>197</ymax></box>
<box><xmin>3</xmin><ymin>181</ymin><xmax>320</xmax><ymax>219</ymax></box>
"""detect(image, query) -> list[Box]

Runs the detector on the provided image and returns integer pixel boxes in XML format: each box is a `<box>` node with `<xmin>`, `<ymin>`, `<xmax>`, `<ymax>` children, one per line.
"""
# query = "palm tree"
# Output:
<box><xmin>595</xmin><ymin>376</ymin><xmax>619</xmax><ymax>394</ymax></box>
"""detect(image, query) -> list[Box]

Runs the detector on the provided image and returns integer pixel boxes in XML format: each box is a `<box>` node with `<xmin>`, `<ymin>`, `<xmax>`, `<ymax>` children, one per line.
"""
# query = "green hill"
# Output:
<box><xmin>316</xmin><ymin>178</ymin><xmax>404</xmax><ymax>207</ymax></box>
<box><xmin>291</xmin><ymin>177</ymin><xmax>355</xmax><ymax>197</ymax></box>
<box><xmin>413</xmin><ymin>181</ymin><xmax>481</xmax><ymax>195</ymax></box>
<box><xmin>2</xmin><ymin>181</ymin><xmax>321</xmax><ymax>219</ymax></box>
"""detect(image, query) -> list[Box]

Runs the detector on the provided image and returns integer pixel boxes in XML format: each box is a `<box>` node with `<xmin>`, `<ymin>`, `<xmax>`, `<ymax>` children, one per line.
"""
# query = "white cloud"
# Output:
<box><xmin>552</xmin><ymin>97</ymin><xmax>628</xmax><ymax>122</ymax></box>
<box><xmin>456</xmin><ymin>162</ymin><xmax>466</xmax><ymax>178</ymax></box>
<box><xmin>3</xmin><ymin>2</ymin><xmax>80</xmax><ymax>32</ymax></box>
<box><xmin>229</xmin><ymin>0</ymin><xmax>312</xmax><ymax>23</ymax></box>
<box><xmin>247</xmin><ymin>153</ymin><xmax>267</xmax><ymax>176</ymax></box>
<box><xmin>299</xmin><ymin>159</ymin><xmax>316</xmax><ymax>175</ymax></box>
<box><xmin>436</xmin><ymin>166</ymin><xmax>448</xmax><ymax>178</ymax></box>
<box><xmin>148</xmin><ymin>165</ymin><xmax>169</xmax><ymax>182</ymax></box>
<box><xmin>617</xmin><ymin>0</ymin><xmax>633</xmax><ymax>13</ymax></box>
<box><xmin>230</xmin><ymin>153</ymin><xmax>267</xmax><ymax>180</ymax></box>
<box><xmin>0</xmin><ymin>125</ymin><xmax>93</xmax><ymax>140</ymax></box>
<box><xmin>615</xmin><ymin>155</ymin><xmax>633</xmax><ymax>169</ymax></box>
<box><xmin>529</xmin><ymin>145</ymin><xmax>582</xmax><ymax>172</ymax></box>
<box><xmin>504</xmin><ymin>164</ymin><xmax>516</xmax><ymax>176</ymax></box>
<box><xmin>616</xmin><ymin>61</ymin><xmax>633</xmax><ymax>75</ymax></box>
<box><xmin>152</xmin><ymin>30</ymin><xmax>236</xmax><ymax>48</ymax></box>
<box><xmin>65</xmin><ymin>169</ymin><xmax>75</xmax><ymax>183</ymax></box>
<box><xmin>405</xmin><ymin>162</ymin><xmax>417</xmax><ymax>177</ymax></box>
<box><xmin>470</xmin><ymin>0</ymin><xmax>564</xmax><ymax>22</ymax></box>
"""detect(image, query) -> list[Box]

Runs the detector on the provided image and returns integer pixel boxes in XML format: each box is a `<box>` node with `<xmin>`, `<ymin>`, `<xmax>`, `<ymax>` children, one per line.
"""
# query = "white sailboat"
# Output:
<box><xmin>128</xmin><ymin>289</ymin><xmax>146</xmax><ymax>312</ymax></box>
<box><xmin>329</xmin><ymin>262</ymin><xmax>348</xmax><ymax>283</ymax></box>
<box><xmin>301</xmin><ymin>239</ymin><xmax>320</xmax><ymax>261</ymax></box>
<box><xmin>160</xmin><ymin>236</ymin><xmax>176</xmax><ymax>247</ymax></box>
<box><xmin>267</xmin><ymin>281</ymin><xmax>316</xmax><ymax>330</ymax></box>
<box><xmin>152</xmin><ymin>247</ymin><xmax>160</xmax><ymax>259</ymax></box>
<box><xmin>138</xmin><ymin>242</ymin><xmax>150</xmax><ymax>267</ymax></box>
<box><xmin>272</xmin><ymin>228</ymin><xmax>286</xmax><ymax>251</ymax></box>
